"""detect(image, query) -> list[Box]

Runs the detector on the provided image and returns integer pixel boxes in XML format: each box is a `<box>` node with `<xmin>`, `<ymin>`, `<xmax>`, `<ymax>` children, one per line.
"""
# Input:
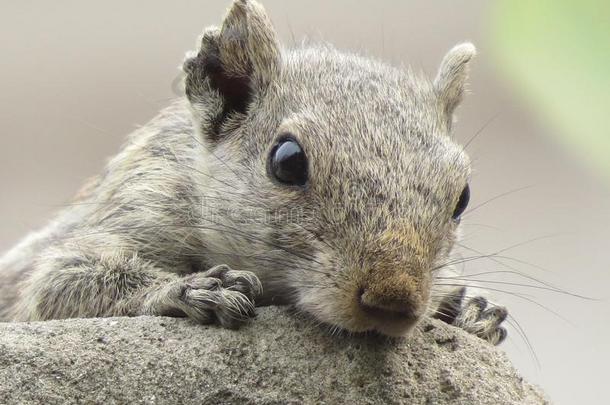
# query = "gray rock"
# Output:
<box><xmin>0</xmin><ymin>307</ymin><xmax>547</xmax><ymax>404</ymax></box>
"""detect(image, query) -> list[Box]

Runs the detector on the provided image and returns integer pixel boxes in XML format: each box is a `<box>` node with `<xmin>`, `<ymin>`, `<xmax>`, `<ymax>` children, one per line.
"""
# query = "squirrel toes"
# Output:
<box><xmin>0</xmin><ymin>0</ymin><xmax>507</xmax><ymax>345</ymax></box>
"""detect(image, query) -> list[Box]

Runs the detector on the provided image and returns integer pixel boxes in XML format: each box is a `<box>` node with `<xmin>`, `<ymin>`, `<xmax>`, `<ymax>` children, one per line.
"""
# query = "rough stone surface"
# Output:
<box><xmin>0</xmin><ymin>307</ymin><xmax>547</xmax><ymax>404</ymax></box>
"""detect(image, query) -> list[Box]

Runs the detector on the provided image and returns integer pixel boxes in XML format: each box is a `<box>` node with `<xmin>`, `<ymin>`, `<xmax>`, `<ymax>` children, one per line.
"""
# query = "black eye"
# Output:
<box><xmin>269</xmin><ymin>135</ymin><xmax>308</xmax><ymax>186</ymax></box>
<box><xmin>452</xmin><ymin>184</ymin><xmax>470</xmax><ymax>221</ymax></box>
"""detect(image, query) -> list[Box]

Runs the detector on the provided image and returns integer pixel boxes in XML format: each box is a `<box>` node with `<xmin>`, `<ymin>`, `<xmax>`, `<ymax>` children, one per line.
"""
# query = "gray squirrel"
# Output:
<box><xmin>0</xmin><ymin>0</ymin><xmax>507</xmax><ymax>345</ymax></box>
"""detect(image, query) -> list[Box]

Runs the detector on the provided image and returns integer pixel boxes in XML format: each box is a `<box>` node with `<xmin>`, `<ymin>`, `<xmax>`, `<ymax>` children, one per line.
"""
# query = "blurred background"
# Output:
<box><xmin>0</xmin><ymin>1</ymin><xmax>607</xmax><ymax>403</ymax></box>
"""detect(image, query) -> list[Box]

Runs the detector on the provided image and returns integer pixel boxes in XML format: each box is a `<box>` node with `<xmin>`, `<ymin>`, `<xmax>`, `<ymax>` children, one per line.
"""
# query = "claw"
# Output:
<box><xmin>156</xmin><ymin>265</ymin><xmax>261</xmax><ymax>329</ymax></box>
<box><xmin>434</xmin><ymin>288</ymin><xmax>509</xmax><ymax>346</ymax></box>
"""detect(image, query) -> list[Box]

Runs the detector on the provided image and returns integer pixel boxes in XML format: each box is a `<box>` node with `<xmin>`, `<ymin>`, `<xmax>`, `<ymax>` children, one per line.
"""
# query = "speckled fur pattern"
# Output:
<box><xmin>0</xmin><ymin>0</ymin><xmax>506</xmax><ymax>345</ymax></box>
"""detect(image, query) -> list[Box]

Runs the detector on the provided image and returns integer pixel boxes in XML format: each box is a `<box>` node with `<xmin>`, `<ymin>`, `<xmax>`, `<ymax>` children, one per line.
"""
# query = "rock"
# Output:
<box><xmin>0</xmin><ymin>307</ymin><xmax>547</xmax><ymax>404</ymax></box>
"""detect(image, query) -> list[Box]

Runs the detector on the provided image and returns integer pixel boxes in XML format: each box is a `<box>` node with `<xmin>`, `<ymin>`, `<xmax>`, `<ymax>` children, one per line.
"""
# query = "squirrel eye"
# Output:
<box><xmin>452</xmin><ymin>184</ymin><xmax>470</xmax><ymax>221</ymax></box>
<box><xmin>269</xmin><ymin>135</ymin><xmax>308</xmax><ymax>186</ymax></box>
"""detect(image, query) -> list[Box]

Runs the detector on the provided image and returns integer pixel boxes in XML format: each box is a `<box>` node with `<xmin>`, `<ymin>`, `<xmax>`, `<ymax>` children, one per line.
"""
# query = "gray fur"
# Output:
<box><xmin>0</xmin><ymin>0</ymin><xmax>506</xmax><ymax>344</ymax></box>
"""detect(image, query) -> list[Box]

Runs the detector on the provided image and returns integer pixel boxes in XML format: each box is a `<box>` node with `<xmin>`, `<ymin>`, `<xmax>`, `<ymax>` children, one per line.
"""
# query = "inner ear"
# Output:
<box><xmin>201</xmin><ymin>45</ymin><xmax>253</xmax><ymax>136</ymax></box>
<box><xmin>183</xmin><ymin>0</ymin><xmax>280</xmax><ymax>142</ymax></box>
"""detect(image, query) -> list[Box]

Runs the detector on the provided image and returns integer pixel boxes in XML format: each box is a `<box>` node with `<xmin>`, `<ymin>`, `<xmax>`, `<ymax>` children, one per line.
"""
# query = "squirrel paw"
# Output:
<box><xmin>161</xmin><ymin>265</ymin><xmax>262</xmax><ymax>329</ymax></box>
<box><xmin>434</xmin><ymin>287</ymin><xmax>508</xmax><ymax>345</ymax></box>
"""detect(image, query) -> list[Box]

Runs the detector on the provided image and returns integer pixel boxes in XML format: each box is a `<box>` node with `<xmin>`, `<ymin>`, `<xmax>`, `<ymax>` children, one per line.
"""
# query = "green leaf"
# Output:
<box><xmin>490</xmin><ymin>0</ymin><xmax>610</xmax><ymax>179</ymax></box>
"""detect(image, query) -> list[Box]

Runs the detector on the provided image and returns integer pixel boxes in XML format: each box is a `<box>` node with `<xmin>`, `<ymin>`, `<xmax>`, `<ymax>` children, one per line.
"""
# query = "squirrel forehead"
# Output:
<box><xmin>278</xmin><ymin>47</ymin><xmax>439</xmax><ymax>118</ymax></box>
<box><xmin>272</xmin><ymin>47</ymin><xmax>453</xmax><ymax>146</ymax></box>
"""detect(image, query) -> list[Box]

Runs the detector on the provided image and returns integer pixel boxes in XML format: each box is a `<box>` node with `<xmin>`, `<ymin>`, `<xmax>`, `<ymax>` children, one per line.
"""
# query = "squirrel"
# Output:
<box><xmin>0</xmin><ymin>0</ymin><xmax>507</xmax><ymax>345</ymax></box>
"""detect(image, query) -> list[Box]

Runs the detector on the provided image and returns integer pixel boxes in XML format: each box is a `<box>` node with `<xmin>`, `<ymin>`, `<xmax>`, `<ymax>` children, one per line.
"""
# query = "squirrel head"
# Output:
<box><xmin>183</xmin><ymin>0</ymin><xmax>475</xmax><ymax>337</ymax></box>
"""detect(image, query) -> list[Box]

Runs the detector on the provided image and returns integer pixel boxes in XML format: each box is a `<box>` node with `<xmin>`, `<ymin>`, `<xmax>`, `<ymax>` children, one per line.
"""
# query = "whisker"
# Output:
<box><xmin>435</xmin><ymin>283</ymin><xmax>575</xmax><ymax>326</ymax></box>
<box><xmin>435</xmin><ymin>276</ymin><xmax>586</xmax><ymax>298</ymax></box>
<box><xmin>462</xmin><ymin>111</ymin><xmax>502</xmax><ymax>152</ymax></box>
<box><xmin>72</xmin><ymin>222</ymin><xmax>324</xmax><ymax>269</ymax></box>
<box><xmin>493</xmin><ymin>233</ymin><xmax>565</xmax><ymax>256</ymax></box>
<box><xmin>454</xmin><ymin>239</ymin><xmax>594</xmax><ymax>299</ymax></box>
<box><xmin>463</xmin><ymin>184</ymin><xmax>537</xmax><ymax>217</ymax></box>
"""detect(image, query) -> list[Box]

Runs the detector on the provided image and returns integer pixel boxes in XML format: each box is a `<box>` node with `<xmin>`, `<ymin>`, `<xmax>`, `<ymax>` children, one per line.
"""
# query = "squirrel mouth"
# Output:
<box><xmin>356</xmin><ymin>289</ymin><xmax>421</xmax><ymax>337</ymax></box>
<box><xmin>361</xmin><ymin>307</ymin><xmax>420</xmax><ymax>337</ymax></box>
<box><xmin>361</xmin><ymin>304</ymin><xmax>417</xmax><ymax>324</ymax></box>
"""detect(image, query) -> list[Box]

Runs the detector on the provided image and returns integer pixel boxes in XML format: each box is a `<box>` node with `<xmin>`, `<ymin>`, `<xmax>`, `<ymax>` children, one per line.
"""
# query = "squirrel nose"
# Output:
<box><xmin>357</xmin><ymin>287</ymin><xmax>418</xmax><ymax>322</ymax></box>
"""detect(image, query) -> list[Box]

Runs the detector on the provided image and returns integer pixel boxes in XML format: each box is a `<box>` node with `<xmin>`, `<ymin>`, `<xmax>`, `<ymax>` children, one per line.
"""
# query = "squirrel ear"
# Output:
<box><xmin>434</xmin><ymin>43</ymin><xmax>476</xmax><ymax>128</ymax></box>
<box><xmin>183</xmin><ymin>0</ymin><xmax>280</xmax><ymax>139</ymax></box>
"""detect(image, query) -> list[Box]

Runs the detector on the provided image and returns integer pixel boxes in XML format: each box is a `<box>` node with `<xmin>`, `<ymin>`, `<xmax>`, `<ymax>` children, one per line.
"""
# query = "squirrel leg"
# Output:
<box><xmin>433</xmin><ymin>287</ymin><xmax>508</xmax><ymax>346</ymax></box>
<box><xmin>12</xmin><ymin>242</ymin><xmax>261</xmax><ymax>329</ymax></box>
